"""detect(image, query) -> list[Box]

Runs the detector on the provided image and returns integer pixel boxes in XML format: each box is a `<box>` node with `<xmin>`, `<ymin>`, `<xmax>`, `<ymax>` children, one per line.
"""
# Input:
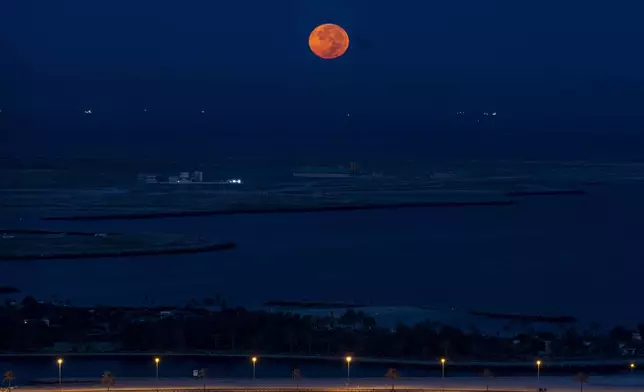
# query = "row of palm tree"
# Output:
<box><xmin>0</xmin><ymin>368</ymin><xmax>594</xmax><ymax>392</ymax></box>
<box><xmin>1</xmin><ymin>371</ymin><xmax>14</xmax><ymax>389</ymax></box>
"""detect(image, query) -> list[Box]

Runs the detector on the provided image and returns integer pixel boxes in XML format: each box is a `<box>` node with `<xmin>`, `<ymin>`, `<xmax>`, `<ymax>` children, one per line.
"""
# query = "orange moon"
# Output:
<box><xmin>308</xmin><ymin>23</ymin><xmax>349</xmax><ymax>60</ymax></box>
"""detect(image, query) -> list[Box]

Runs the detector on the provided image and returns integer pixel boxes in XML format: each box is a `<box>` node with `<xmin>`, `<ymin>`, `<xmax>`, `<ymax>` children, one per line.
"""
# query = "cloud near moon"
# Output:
<box><xmin>309</xmin><ymin>23</ymin><xmax>350</xmax><ymax>60</ymax></box>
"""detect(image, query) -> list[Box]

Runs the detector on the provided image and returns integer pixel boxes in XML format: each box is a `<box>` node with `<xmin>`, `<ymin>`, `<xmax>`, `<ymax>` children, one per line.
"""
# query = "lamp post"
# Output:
<box><xmin>345</xmin><ymin>356</ymin><xmax>352</xmax><ymax>385</ymax></box>
<box><xmin>251</xmin><ymin>357</ymin><xmax>257</xmax><ymax>380</ymax></box>
<box><xmin>440</xmin><ymin>358</ymin><xmax>446</xmax><ymax>391</ymax></box>
<box><xmin>56</xmin><ymin>358</ymin><xmax>63</xmax><ymax>388</ymax></box>
<box><xmin>536</xmin><ymin>360</ymin><xmax>542</xmax><ymax>384</ymax></box>
<box><xmin>154</xmin><ymin>357</ymin><xmax>160</xmax><ymax>392</ymax></box>
<box><xmin>154</xmin><ymin>357</ymin><xmax>160</xmax><ymax>380</ymax></box>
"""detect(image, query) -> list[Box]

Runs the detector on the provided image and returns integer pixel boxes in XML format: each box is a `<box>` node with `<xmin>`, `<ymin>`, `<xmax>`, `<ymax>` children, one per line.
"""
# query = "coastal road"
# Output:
<box><xmin>18</xmin><ymin>376</ymin><xmax>644</xmax><ymax>392</ymax></box>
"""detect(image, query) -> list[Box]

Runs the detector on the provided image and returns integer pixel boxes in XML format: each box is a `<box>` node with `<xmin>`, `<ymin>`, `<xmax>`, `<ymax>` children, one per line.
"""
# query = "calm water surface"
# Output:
<box><xmin>3</xmin><ymin>183</ymin><xmax>644</xmax><ymax>325</ymax></box>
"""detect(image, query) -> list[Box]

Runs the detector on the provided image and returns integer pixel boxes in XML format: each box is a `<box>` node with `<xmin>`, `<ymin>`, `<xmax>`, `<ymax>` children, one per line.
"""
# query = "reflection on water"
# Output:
<box><xmin>3</xmin><ymin>183</ymin><xmax>644</xmax><ymax>325</ymax></box>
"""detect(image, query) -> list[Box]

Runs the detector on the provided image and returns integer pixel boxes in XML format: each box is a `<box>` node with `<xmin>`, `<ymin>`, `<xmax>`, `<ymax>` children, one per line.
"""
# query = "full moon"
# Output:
<box><xmin>308</xmin><ymin>23</ymin><xmax>349</xmax><ymax>60</ymax></box>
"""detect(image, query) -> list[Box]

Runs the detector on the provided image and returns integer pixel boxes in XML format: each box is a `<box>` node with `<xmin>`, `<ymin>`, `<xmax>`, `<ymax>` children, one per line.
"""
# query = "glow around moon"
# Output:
<box><xmin>308</xmin><ymin>23</ymin><xmax>349</xmax><ymax>60</ymax></box>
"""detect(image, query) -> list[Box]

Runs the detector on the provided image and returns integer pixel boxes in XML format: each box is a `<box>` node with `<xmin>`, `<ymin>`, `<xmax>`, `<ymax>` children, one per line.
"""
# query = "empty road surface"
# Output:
<box><xmin>19</xmin><ymin>376</ymin><xmax>644</xmax><ymax>392</ymax></box>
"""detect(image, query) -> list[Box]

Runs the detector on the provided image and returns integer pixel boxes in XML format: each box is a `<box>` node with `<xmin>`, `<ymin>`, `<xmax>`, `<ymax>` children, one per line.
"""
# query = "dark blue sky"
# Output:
<box><xmin>2</xmin><ymin>0</ymin><xmax>644</xmax><ymax>159</ymax></box>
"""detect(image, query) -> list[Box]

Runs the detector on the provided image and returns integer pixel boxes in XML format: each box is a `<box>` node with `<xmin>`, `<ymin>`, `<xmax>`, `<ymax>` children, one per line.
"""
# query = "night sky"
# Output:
<box><xmin>3</xmin><ymin>1</ymin><xmax>644</xmax><ymax>323</ymax></box>
<box><xmin>2</xmin><ymin>0</ymin><xmax>644</xmax><ymax>159</ymax></box>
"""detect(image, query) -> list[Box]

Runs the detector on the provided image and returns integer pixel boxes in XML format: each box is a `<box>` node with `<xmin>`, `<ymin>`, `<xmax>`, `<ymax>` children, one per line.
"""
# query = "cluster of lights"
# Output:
<box><xmin>227</xmin><ymin>178</ymin><xmax>242</xmax><ymax>184</ymax></box>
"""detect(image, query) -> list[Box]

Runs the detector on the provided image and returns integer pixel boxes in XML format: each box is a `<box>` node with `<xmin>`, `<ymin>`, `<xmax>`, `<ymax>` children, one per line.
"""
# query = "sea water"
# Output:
<box><xmin>2</xmin><ymin>182</ymin><xmax>644</xmax><ymax>326</ymax></box>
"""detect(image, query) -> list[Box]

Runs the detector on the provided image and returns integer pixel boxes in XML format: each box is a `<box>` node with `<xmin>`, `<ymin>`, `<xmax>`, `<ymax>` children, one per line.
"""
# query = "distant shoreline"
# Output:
<box><xmin>0</xmin><ymin>285</ymin><xmax>20</xmax><ymax>294</ymax></box>
<box><xmin>1</xmin><ymin>228</ymin><xmax>116</xmax><ymax>236</ymax></box>
<box><xmin>41</xmin><ymin>200</ymin><xmax>517</xmax><ymax>221</ymax></box>
<box><xmin>264</xmin><ymin>300</ymin><xmax>365</xmax><ymax>309</ymax></box>
<box><xmin>0</xmin><ymin>242</ymin><xmax>236</xmax><ymax>261</ymax></box>
<box><xmin>505</xmin><ymin>189</ymin><xmax>587</xmax><ymax>197</ymax></box>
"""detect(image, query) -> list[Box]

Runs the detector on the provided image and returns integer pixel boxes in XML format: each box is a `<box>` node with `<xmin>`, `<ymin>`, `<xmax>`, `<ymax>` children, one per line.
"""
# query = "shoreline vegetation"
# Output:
<box><xmin>0</xmin><ymin>229</ymin><xmax>236</xmax><ymax>261</ymax></box>
<box><xmin>41</xmin><ymin>200</ymin><xmax>517</xmax><ymax>221</ymax></box>
<box><xmin>2</xmin><ymin>297</ymin><xmax>642</xmax><ymax>365</ymax></box>
<box><xmin>265</xmin><ymin>302</ymin><xmax>579</xmax><ymax>324</ymax></box>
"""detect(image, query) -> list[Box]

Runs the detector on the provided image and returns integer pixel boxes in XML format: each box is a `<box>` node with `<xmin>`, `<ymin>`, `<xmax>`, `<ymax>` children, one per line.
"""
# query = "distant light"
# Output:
<box><xmin>492</xmin><ymin>112</ymin><xmax>497</xmax><ymax>116</ymax></box>
<box><xmin>345</xmin><ymin>356</ymin><xmax>352</xmax><ymax>363</ymax></box>
<box><xmin>57</xmin><ymin>358</ymin><xmax>63</xmax><ymax>365</ymax></box>
<box><xmin>440</xmin><ymin>358</ymin><xmax>446</xmax><ymax>364</ymax></box>
<box><xmin>251</xmin><ymin>356</ymin><xmax>257</xmax><ymax>363</ymax></box>
<box><xmin>483</xmin><ymin>112</ymin><xmax>489</xmax><ymax>116</ymax></box>
<box><xmin>144</xmin><ymin>108</ymin><xmax>148</xmax><ymax>112</ymax></box>
<box><xmin>154</xmin><ymin>357</ymin><xmax>160</xmax><ymax>364</ymax></box>
<box><xmin>84</xmin><ymin>109</ymin><xmax>92</xmax><ymax>115</ymax></box>
<box><xmin>201</xmin><ymin>110</ymin><xmax>205</xmax><ymax>114</ymax></box>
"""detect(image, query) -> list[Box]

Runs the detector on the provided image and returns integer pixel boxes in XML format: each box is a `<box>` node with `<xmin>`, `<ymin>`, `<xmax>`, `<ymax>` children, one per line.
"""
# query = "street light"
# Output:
<box><xmin>536</xmin><ymin>360</ymin><xmax>542</xmax><ymax>383</ymax></box>
<box><xmin>154</xmin><ymin>357</ymin><xmax>160</xmax><ymax>380</ymax></box>
<box><xmin>251</xmin><ymin>356</ymin><xmax>258</xmax><ymax>380</ymax></box>
<box><xmin>440</xmin><ymin>358</ymin><xmax>446</xmax><ymax>391</ymax></box>
<box><xmin>630</xmin><ymin>362</ymin><xmax>636</xmax><ymax>373</ymax></box>
<box><xmin>345</xmin><ymin>356</ymin><xmax>352</xmax><ymax>384</ymax></box>
<box><xmin>440</xmin><ymin>358</ymin><xmax>446</xmax><ymax>378</ymax></box>
<box><xmin>56</xmin><ymin>358</ymin><xmax>63</xmax><ymax>387</ymax></box>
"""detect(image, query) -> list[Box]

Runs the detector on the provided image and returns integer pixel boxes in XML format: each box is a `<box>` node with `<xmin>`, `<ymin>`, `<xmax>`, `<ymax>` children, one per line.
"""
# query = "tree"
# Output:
<box><xmin>609</xmin><ymin>326</ymin><xmax>631</xmax><ymax>342</ymax></box>
<box><xmin>340</xmin><ymin>309</ymin><xmax>360</xmax><ymax>329</ymax></box>
<box><xmin>385</xmin><ymin>368</ymin><xmax>399</xmax><ymax>391</ymax></box>
<box><xmin>292</xmin><ymin>368</ymin><xmax>301</xmax><ymax>390</ymax></box>
<box><xmin>21</xmin><ymin>296</ymin><xmax>38</xmax><ymax>308</ymax></box>
<box><xmin>3</xmin><ymin>371</ymin><xmax>15</xmax><ymax>389</ymax></box>
<box><xmin>574</xmin><ymin>372</ymin><xmax>589</xmax><ymax>392</ymax></box>
<box><xmin>362</xmin><ymin>316</ymin><xmax>377</xmax><ymax>331</ymax></box>
<box><xmin>482</xmin><ymin>369</ymin><xmax>493</xmax><ymax>391</ymax></box>
<box><xmin>196</xmin><ymin>368</ymin><xmax>207</xmax><ymax>392</ymax></box>
<box><xmin>638</xmin><ymin>323</ymin><xmax>644</xmax><ymax>337</ymax></box>
<box><xmin>101</xmin><ymin>371</ymin><xmax>115</xmax><ymax>392</ymax></box>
